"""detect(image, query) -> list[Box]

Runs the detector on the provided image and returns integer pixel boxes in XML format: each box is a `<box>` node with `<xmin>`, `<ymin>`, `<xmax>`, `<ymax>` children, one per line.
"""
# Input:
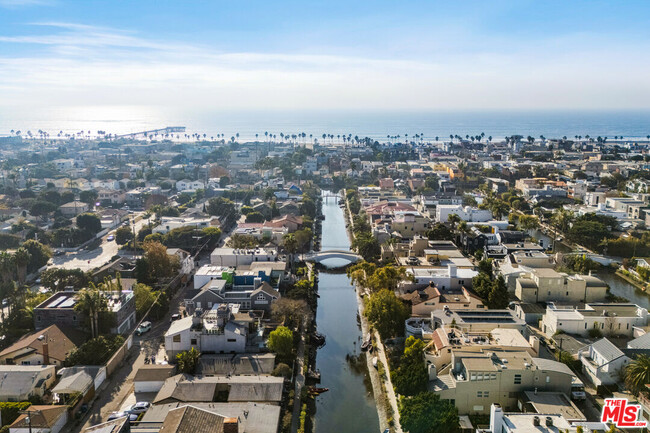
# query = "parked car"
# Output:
<box><xmin>170</xmin><ymin>313</ymin><xmax>182</xmax><ymax>322</ymax></box>
<box><xmin>107</xmin><ymin>412</ymin><xmax>139</xmax><ymax>422</ymax></box>
<box><xmin>136</xmin><ymin>321</ymin><xmax>152</xmax><ymax>336</ymax></box>
<box><xmin>107</xmin><ymin>235</ymin><xmax>115</xmax><ymax>241</ymax></box>
<box><xmin>125</xmin><ymin>402</ymin><xmax>151</xmax><ymax>414</ymax></box>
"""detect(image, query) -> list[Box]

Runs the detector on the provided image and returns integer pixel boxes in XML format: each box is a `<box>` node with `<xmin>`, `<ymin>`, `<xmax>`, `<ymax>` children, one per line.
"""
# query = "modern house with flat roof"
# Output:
<box><xmin>541</xmin><ymin>303</ymin><xmax>649</xmax><ymax>337</ymax></box>
<box><xmin>34</xmin><ymin>290</ymin><xmax>136</xmax><ymax>335</ymax></box>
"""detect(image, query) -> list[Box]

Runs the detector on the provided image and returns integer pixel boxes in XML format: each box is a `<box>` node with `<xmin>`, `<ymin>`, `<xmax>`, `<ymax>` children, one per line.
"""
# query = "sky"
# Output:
<box><xmin>1</xmin><ymin>0</ymin><xmax>650</xmax><ymax>116</ymax></box>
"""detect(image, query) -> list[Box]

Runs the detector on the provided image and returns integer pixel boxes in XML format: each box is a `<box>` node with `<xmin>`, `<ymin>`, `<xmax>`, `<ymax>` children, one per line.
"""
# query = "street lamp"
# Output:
<box><xmin>19</xmin><ymin>409</ymin><xmax>41</xmax><ymax>433</ymax></box>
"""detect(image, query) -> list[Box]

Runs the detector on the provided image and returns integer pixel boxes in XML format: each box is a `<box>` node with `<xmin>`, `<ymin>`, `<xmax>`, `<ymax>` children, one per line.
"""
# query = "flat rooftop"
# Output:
<box><xmin>523</xmin><ymin>391</ymin><xmax>586</xmax><ymax>422</ymax></box>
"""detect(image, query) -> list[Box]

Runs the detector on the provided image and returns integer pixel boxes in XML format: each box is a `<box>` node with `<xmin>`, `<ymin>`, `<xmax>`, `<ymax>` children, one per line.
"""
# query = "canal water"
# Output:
<box><xmin>312</xmin><ymin>192</ymin><xmax>380</xmax><ymax>433</ymax></box>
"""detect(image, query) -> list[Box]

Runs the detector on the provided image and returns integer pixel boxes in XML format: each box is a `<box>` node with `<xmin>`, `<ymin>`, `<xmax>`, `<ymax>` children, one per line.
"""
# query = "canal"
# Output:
<box><xmin>529</xmin><ymin>230</ymin><xmax>650</xmax><ymax>308</ymax></box>
<box><xmin>312</xmin><ymin>192</ymin><xmax>380</xmax><ymax>433</ymax></box>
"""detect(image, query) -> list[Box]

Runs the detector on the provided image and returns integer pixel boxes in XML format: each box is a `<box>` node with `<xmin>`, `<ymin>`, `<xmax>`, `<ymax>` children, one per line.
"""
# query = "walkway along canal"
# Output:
<box><xmin>311</xmin><ymin>191</ymin><xmax>381</xmax><ymax>433</ymax></box>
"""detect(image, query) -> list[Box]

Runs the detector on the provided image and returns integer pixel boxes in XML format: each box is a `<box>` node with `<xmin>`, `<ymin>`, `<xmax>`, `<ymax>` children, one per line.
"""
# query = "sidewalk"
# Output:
<box><xmin>357</xmin><ymin>286</ymin><xmax>403</xmax><ymax>433</ymax></box>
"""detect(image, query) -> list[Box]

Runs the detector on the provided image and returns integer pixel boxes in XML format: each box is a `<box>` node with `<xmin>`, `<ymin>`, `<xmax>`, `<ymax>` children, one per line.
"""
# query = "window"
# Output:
<box><xmin>477</xmin><ymin>373</ymin><xmax>483</xmax><ymax>381</ymax></box>
<box><xmin>627</xmin><ymin>323</ymin><xmax>630</xmax><ymax>330</ymax></box>
<box><xmin>514</xmin><ymin>374</ymin><xmax>522</xmax><ymax>385</ymax></box>
<box><xmin>173</xmin><ymin>335</ymin><xmax>181</xmax><ymax>343</ymax></box>
<box><xmin>257</xmin><ymin>294</ymin><xmax>266</xmax><ymax>300</ymax></box>
<box><xmin>191</xmin><ymin>339</ymin><xmax>197</xmax><ymax>345</ymax></box>
<box><xmin>484</xmin><ymin>391</ymin><xmax>489</xmax><ymax>398</ymax></box>
<box><xmin>477</xmin><ymin>391</ymin><xmax>483</xmax><ymax>397</ymax></box>
<box><xmin>601</xmin><ymin>323</ymin><xmax>604</xmax><ymax>329</ymax></box>
<box><xmin>585</xmin><ymin>323</ymin><xmax>588</xmax><ymax>329</ymax></box>
<box><xmin>546</xmin><ymin>376</ymin><xmax>550</xmax><ymax>383</ymax></box>
<box><xmin>470</xmin><ymin>373</ymin><xmax>476</xmax><ymax>381</ymax></box>
<box><xmin>566</xmin><ymin>291</ymin><xmax>569</xmax><ymax>296</ymax></box>
<box><xmin>491</xmin><ymin>373</ymin><xmax>497</xmax><ymax>380</ymax></box>
<box><xmin>227</xmin><ymin>338</ymin><xmax>237</xmax><ymax>342</ymax></box>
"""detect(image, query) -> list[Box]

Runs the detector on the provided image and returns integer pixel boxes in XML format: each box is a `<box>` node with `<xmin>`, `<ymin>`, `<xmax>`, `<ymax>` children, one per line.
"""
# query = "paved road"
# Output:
<box><xmin>73</xmin><ymin>281</ymin><xmax>187</xmax><ymax>432</ymax></box>
<box><xmin>49</xmin><ymin>213</ymin><xmax>150</xmax><ymax>271</ymax></box>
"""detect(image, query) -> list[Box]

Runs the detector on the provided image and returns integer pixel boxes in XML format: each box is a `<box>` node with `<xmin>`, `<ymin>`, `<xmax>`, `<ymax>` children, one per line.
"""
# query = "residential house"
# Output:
<box><xmin>153</xmin><ymin>374</ymin><xmax>284</xmax><ymax>405</ymax></box>
<box><xmin>164</xmin><ymin>304</ymin><xmax>249</xmax><ymax>358</ymax></box>
<box><xmin>515</xmin><ymin>269</ymin><xmax>608</xmax><ymax>303</ymax></box>
<box><xmin>176</xmin><ymin>179</ymin><xmax>205</xmax><ymax>192</ymax></box>
<box><xmin>134</xmin><ymin>364</ymin><xmax>177</xmax><ymax>393</ymax></box>
<box><xmin>210</xmin><ymin>247</ymin><xmax>278</xmax><ymax>267</ymax></box>
<box><xmin>541</xmin><ymin>303</ymin><xmax>649</xmax><ymax>337</ymax></box>
<box><xmin>34</xmin><ymin>290</ymin><xmax>136</xmax><ymax>335</ymax></box>
<box><xmin>9</xmin><ymin>405</ymin><xmax>68</xmax><ymax>433</ymax></box>
<box><xmin>153</xmin><ymin>216</ymin><xmax>220</xmax><ymax>235</ymax></box>
<box><xmin>184</xmin><ymin>279</ymin><xmax>279</xmax><ymax>313</ymax></box>
<box><xmin>401</xmin><ymin>285</ymin><xmax>484</xmax><ymax>316</ymax></box>
<box><xmin>432</xmin><ymin>350</ymin><xmax>577</xmax><ymax>415</ymax></box>
<box><xmin>0</xmin><ymin>365</ymin><xmax>56</xmax><ymax>401</ymax></box>
<box><xmin>578</xmin><ymin>338</ymin><xmax>630</xmax><ymax>387</ymax></box>
<box><xmin>0</xmin><ymin>324</ymin><xmax>87</xmax><ymax>366</ymax></box>
<box><xmin>435</xmin><ymin>205</ymin><xmax>493</xmax><ymax>223</ymax></box>
<box><xmin>59</xmin><ymin>201</ymin><xmax>89</xmax><ymax>217</ymax></box>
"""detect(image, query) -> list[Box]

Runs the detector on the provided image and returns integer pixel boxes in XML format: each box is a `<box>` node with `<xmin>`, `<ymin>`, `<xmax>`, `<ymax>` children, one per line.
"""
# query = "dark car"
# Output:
<box><xmin>170</xmin><ymin>313</ymin><xmax>182</xmax><ymax>321</ymax></box>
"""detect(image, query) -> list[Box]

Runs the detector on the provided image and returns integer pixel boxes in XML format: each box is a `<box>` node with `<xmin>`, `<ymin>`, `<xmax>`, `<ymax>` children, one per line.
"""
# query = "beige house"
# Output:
<box><xmin>432</xmin><ymin>349</ymin><xmax>576</xmax><ymax>415</ymax></box>
<box><xmin>425</xmin><ymin>328</ymin><xmax>537</xmax><ymax>371</ymax></box>
<box><xmin>402</xmin><ymin>285</ymin><xmax>484</xmax><ymax>316</ymax></box>
<box><xmin>515</xmin><ymin>269</ymin><xmax>608</xmax><ymax>303</ymax></box>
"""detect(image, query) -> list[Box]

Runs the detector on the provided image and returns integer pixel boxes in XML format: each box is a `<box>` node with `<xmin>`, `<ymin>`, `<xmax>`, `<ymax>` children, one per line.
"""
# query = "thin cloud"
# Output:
<box><xmin>0</xmin><ymin>0</ymin><xmax>53</xmax><ymax>7</ymax></box>
<box><xmin>0</xmin><ymin>21</ymin><xmax>649</xmax><ymax>110</ymax></box>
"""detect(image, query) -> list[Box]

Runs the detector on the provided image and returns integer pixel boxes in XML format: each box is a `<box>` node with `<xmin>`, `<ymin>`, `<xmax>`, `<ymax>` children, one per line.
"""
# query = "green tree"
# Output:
<box><xmin>399</xmin><ymin>392</ymin><xmax>459</xmax><ymax>433</ymax></box>
<box><xmin>29</xmin><ymin>200</ymin><xmax>57</xmax><ymax>218</ymax></box>
<box><xmin>245</xmin><ymin>211</ymin><xmax>266</xmax><ymax>223</ymax></box>
<box><xmin>79</xmin><ymin>189</ymin><xmax>98</xmax><ymax>205</ymax></box>
<box><xmin>487</xmin><ymin>275</ymin><xmax>509</xmax><ymax>309</ymax></box>
<box><xmin>352</xmin><ymin>232</ymin><xmax>381</xmax><ymax>262</ymax></box>
<box><xmin>427</xmin><ymin>223</ymin><xmax>453</xmax><ymax>241</ymax></box>
<box><xmin>267</xmin><ymin>326</ymin><xmax>294</xmax><ymax>362</ymax></box>
<box><xmin>392</xmin><ymin>336</ymin><xmax>428</xmax><ymax>396</ymax></box>
<box><xmin>133</xmin><ymin>283</ymin><xmax>156</xmax><ymax>319</ymax></box>
<box><xmin>624</xmin><ymin>355</ymin><xmax>650</xmax><ymax>395</ymax></box>
<box><xmin>115</xmin><ymin>226</ymin><xmax>134</xmax><ymax>245</ymax></box>
<box><xmin>176</xmin><ymin>347</ymin><xmax>201</xmax><ymax>374</ymax></box>
<box><xmin>76</xmin><ymin>212</ymin><xmax>102</xmax><ymax>234</ymax></box>
<box><xmin>518</xmin><ymin>214</ymin><xmax>540</xmax><ymax>230</ymax></box>
<box><xmin>365</xmin><ymin>289</ymin><xmax>410</xmax><ymax>339</ymax></box>
<box><xmin>271</xmin><ymin>362</ymin><xmax>292</xmax><ymax>378</ymax></box>
<box><xmin>22</xmin><ymin>239</ymin><xmax>52</xmax><ymax>272</ymax></box>
<box><xmin>40</xmin><ymin>268</ymin><xmax>91</xmax><ymax>292</ymax></box>
<box><xmin>65</xmin><ymin>335</ymin><xmax>124</xmax><ymax>366</ymax></box>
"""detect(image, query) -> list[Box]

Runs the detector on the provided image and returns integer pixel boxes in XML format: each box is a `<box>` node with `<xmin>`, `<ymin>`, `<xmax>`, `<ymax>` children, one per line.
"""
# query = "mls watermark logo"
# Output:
<box><xmin>601</xmin><ymin>398</ymin><xmax>648</xmax><ymax>428</ymax></box>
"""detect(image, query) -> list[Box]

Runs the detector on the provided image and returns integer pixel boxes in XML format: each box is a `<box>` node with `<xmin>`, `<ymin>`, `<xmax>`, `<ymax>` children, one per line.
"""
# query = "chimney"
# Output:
<box><xmin>42</xmin><ymin>341</ymin><xmax>50</xmax><ymax>365</ymax></box>
<box><xmin>223</xmin><ymin>417</ymin><xmax>238</xmax><ymax>433</ymax></box>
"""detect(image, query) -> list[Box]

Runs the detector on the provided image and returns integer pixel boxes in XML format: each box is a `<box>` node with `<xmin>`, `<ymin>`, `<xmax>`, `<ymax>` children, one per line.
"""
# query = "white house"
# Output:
<box><xmin>153</xmin><ymin>216</ymin><xmax>219</xmax><ymax>235</ymax></box>
<box><xmin>210</xmin><ymin>247</ymin><xmax>278</xmax><ymax>267</ymax></box>
<box><xmin>578</xmin><ymin>338</ymin><xmax>630</xmax><ymax>387</ymax></box>
<box><xmin>167</xmin><ymin>248</ymin><xmax>194</xmax><ymax>276</ymax></box>
<box><xmin>176</xmin><ymin>179</ymin><xmax>205</xmax><ymax>192</ymax></box>
<box><xmin>435</xmin><ymin>205</ymin><xmax>493</xmax><ymax>223</ymax></box>
<box><xmin>164</xmin><ymin>304</ymin><xmax>247</xmax><ymax>358</ymax></box>
<box><xmin>541</xmin><ymin>303</ymin><xmax>649</xmax><ymax>337</ymax></box>
<box><xmin>134</xmin><ymin>364</ymin><xmax>176</xmax><ymax>393</ymax></box>
<box><xmin>0</xmin><ymin>365</ymin><xmax>56</xmax><ymax>401</ymax></box>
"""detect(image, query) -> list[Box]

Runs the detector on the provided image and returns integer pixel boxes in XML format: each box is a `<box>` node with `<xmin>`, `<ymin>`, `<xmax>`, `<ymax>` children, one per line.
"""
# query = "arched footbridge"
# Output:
<box><xmin>304</xmin><ymin>249</ymin><xmax>363</xmax><ymax>264</ymax></box>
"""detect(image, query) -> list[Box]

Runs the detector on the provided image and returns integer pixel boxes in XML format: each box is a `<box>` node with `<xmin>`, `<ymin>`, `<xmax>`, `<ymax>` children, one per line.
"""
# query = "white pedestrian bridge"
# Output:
<box><xmin>303</xmin><ymin>249</ymin><xmax>362</xmax><ymax>264</ymax></box>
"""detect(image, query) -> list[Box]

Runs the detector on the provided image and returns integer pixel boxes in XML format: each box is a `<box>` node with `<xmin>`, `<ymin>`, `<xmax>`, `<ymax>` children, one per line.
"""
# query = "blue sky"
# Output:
<box><xmin>1</xmin><ymin>0</ymin><xmax>649</xmax><ymax>112</ymax></box>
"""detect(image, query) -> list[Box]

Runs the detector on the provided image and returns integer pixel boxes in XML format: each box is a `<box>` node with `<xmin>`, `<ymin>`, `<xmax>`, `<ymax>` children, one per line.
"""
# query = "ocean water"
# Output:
<box><xmin>1</xmin><ymin>107</ymin><xmax>649</xmax><ymax>142</ymax></box>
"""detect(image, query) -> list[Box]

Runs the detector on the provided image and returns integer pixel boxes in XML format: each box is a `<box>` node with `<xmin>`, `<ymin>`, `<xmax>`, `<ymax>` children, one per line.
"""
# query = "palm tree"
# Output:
<box><xmin>624</xmin><ymin>355</ymin><xmax>650</xmax><ymax>395</ymax></box>
<box><xmin>283</xmin><ymin>234</ymin><xmax>298</xmax><ymax>274</ymax></box>
<box><xmin>13</xmin><ymin>248</ymin><xmax>31</xmax><ymax>285</ymax></box>
<box><xmin>0</xmin><ymin>251</ymin><xmax>14</xmax><ymax>285</ymax></box>
<box><xmin>75</xmin><ymin>285</ymin><xmax>108</xmax><ymax>338</ymax></box>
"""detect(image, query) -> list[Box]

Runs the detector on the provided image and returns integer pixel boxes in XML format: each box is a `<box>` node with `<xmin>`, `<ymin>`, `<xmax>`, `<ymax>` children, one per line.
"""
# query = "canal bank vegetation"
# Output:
<box><xmin>347</xmin><ymin>261</ymin><xmax>410</xmax><ymax>293</ymax></box>
<box><xmin>399</xmin><ymin>392</ymin><xmax>459</xmax><ymax>433</ymax></box>
<box><xmin>364</xmin><ymin>289</ymin><xmax>411</xmax><ymax>340</ymax></box>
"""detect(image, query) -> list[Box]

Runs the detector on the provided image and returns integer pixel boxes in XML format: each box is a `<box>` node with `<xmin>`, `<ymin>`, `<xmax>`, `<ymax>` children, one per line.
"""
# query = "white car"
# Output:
<box><xmin>136</xmin><ymin>321</ymin><xmax>152</xmax><ymax>336</ymax></box>
<box><xmin>125</xmin><ymin>402</ymin><xmax>151</xmax><ymax>414</ymax></box>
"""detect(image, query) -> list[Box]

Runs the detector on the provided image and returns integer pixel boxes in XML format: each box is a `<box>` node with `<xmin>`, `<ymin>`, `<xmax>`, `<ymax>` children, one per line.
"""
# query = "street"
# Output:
<box><xmin>49</xmin><ymin>213</ymin><xmax>150</xmax><ymax>271</ymax></box>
